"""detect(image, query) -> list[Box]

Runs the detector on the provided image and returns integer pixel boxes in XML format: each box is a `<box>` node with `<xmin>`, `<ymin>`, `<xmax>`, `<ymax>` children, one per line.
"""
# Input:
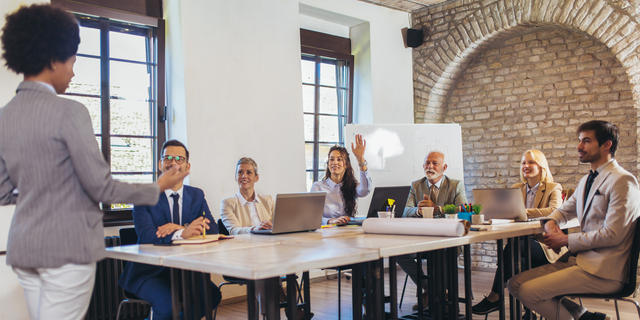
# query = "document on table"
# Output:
<box><xmin>173</xmin><ymin>234</ymin><xmax>234</xmax><ymax>245</ymax></box>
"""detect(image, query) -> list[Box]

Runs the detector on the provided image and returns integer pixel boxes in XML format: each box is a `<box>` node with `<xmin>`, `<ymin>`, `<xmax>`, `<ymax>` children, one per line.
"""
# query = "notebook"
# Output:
<box><xmin>472</xmin><ymin>188</ymin><xmax>528</xmax><ymax>222</ymax></box>
<box><xmin>251</xmin><ymin>192</ymin><xmax>326</xmax><ymax>235</ymax></box>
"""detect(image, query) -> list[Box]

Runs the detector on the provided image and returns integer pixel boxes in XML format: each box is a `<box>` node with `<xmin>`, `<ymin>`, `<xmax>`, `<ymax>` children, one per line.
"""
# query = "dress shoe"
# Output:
<box><xmin>579</xmin><ymin>311</ymin><xmax>612</xmax><ymax>320</ymax></box>
<box><xmin>411</xmin><ymin>293</ymin><xmax>429</xmax><ymax>311</ymax></box>
<box><xmin>522</xmin><ymin>309</ymin><xmax>537</xmax><ymax>320</ymax></box>
<box><xmin>471</xmin><ymin>296</ymin><xmax>500</xmax><ymax>315</ymax></box>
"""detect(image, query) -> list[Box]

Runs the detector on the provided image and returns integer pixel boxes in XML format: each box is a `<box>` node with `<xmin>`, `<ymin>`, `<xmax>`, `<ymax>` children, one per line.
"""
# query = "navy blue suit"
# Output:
<box><xmin>119</xmin><ymin>185</ymin><xmax>221</xmax><ymax>319</ymax></box>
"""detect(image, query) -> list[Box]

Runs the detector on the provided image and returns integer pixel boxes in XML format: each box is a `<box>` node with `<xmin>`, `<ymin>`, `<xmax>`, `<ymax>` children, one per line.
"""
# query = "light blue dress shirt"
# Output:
<box><xmin>310</xmin><ymin>170</ymin><xmax>373</xmax><ymax>224</ymax></box>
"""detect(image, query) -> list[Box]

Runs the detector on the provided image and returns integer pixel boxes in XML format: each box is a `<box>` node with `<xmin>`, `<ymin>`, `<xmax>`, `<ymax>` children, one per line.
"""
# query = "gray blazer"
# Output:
<box><xmin>546</xmin><ymin>159</ymin><xmax>640</xmax><ymax>282</ymax></box>
<box><xmin>0</xmin><ymin>81</ymin><xmax>160</xmax><ymax>268</ymax></box>
<box><xmin>403</xmin><ymin>175</ymin><xmax>467</xmax><ymax>217</ymax></box>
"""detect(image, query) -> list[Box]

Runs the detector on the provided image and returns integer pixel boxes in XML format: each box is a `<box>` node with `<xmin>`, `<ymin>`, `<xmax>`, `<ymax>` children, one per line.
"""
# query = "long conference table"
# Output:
<box><xmin>105</xmin><ymin>220</ymin><xmax>574</xmax><ymax>320</ymax></box>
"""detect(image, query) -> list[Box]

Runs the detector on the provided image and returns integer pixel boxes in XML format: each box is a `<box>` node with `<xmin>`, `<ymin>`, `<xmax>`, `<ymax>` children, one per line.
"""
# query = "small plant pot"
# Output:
<box><xmin>471</xmin><ymin>214</ymin><xmax>484</xmax><ymax>225</ymax></box>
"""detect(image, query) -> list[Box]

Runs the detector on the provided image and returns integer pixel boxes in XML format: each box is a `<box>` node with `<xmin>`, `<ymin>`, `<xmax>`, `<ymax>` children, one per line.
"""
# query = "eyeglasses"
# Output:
<box><xmin>162</xmin><ymin>155</ymin><xmax>187</xmax><ymax>164</ymax></box>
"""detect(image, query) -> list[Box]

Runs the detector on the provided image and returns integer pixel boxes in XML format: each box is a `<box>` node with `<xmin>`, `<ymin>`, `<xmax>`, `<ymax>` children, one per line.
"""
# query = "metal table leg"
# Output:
<box><xmin>497</xmin><ymin>239</ymin><xmax>505</xmax><ymax>320</ymax></box>
<box><xmin>247</xmin><ymin>280</ymin><xmax>258</xmax><ymax>320</ymax></box>
<box><xmin>170</xmin><ymin>268</ymin><xmax>181</xmax><ymax>320</ymax></box>
<box><xmin>464</xmin><ymin>245</ymin><xmax>472</xmax><ymax>320</ymax></box>
<box><xmin>352</xmin><ymin>263</ymin><xmax>363</xmax><ymax>320</ymax></box>
<box><xmin>389</xmin><ymin>256</ymin><xmax>398</xmax><ymax>320</ymax></box>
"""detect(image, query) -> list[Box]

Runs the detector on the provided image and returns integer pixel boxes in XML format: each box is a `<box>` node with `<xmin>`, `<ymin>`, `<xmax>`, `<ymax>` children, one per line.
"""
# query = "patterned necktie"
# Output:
<box><xmin>170</xmin><ymin>193</ymin><xmax>180</xmax><ymax>225</ymax></box>
<box><xmin>430</xmin><ymin>185</ymin><xmax>437</xmax><ymax>203</ymax></box>
<box><xmin>584</xmin><ymin>170</ymin><xmax>599</xmax><ymax>204</ymax></box>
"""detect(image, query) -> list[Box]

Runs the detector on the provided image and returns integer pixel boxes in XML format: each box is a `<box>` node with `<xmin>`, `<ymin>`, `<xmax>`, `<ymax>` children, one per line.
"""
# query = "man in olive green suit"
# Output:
<box><xmin>398</xmin><ymin>150</ymin><xmax>467</xmax><ymax>310</ymax></box>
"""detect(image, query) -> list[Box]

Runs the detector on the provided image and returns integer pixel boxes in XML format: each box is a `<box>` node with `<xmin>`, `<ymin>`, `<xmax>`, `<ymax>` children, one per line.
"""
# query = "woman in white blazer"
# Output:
<box><xmin>220</xmin><ymin>157</ymin><xmax>274</xmax><ymax>235</ymax></box>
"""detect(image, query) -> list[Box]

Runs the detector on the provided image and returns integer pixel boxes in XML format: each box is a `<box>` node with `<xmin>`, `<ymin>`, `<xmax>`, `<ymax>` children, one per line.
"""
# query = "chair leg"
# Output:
<box><xmin>116</xmin><ymin>302</ymin><xmax>124</xmax><ymax>320</ymax></box>
<box><xmin>399</xmin><ymin>273</ymin><xmax>408</xmax><ymax>309</ymax></box>
<box><xmin>338</xmin><ymin>269</ymin><xmax>341</xmax><ymax>320</ymax></box>
<box><xmin>615</xmin><ymin>300</ymin><xmax>620</xmax><ymax>320</ymax></box>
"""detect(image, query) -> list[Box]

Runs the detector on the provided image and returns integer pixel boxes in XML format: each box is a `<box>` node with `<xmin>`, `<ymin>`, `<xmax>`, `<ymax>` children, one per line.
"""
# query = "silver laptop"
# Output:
<box><xmin>251</xmin><ymin>192</ymin><xmax>326</xmax><ymax>235</ymax></box>
<box><xmin>472</xmin><ymin>188</ymin><xmax>528</xmax><ymax>222</ymax></box>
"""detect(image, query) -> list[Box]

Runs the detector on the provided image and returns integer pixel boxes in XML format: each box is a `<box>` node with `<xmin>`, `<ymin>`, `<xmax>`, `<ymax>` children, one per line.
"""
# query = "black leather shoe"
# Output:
<box><xmin>471</xmin><ymin>296</ymin><xmax>500</xmax><ymax>315</ymax></box>
<box><xmin>579</xmin><ymin>311</ymin><xmax>612</xmax><ymax>320</ymax></box>
<box><xmin>522</xmin><ymin>309</ymin><xmax>537</xmax><ymax>320</ymax></box>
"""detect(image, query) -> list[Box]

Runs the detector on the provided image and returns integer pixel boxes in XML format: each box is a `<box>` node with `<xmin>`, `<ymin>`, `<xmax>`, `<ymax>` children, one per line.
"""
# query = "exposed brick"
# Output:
<box><xmin>411</xmin><ymin>2</ymin><xmax>638</xmax><ymax>270</ymax></box>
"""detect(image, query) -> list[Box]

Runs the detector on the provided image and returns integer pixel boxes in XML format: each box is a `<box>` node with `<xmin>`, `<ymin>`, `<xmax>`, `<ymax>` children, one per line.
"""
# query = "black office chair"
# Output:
<box><xmin>555</xmin><ymin>220</ymin><xmax>640</xmax><ymax>320</ymax></box>
<box><xmin>116</xmin><ymin>228</ymin><xmax>153</xmax><ymax>320</ymax></box>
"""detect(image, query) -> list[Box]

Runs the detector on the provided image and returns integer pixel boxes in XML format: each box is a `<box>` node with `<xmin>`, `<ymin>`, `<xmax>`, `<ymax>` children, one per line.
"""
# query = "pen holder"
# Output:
<box><xmin>457</xmin><ymin>212</ymin><xmax>472</xmax><ymax>222</ymax></box>
<box><xmin>471</xmin><ymin>214</ymin><xmax>484</xmax><ymax>225</ymax></box>
<box><xmin>444</xmin><ymin>213</ymin><xmax>457</xmax><ymax>219</ymax></box>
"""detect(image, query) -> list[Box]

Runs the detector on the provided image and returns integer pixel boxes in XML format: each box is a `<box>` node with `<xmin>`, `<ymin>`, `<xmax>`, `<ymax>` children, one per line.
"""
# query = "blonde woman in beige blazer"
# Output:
<box><xmin>220</xmin><ymin>157</ymin><xmax>274</xmax><ymax>235</ymax></box>
<box><xmin>473</xmin><ymin>150</ymin><xmax>567</xmax><ymax>317</ymax></box>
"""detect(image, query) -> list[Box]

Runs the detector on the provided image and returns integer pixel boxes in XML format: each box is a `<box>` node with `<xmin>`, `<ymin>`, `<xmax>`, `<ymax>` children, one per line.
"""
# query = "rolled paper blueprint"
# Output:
<box><xmin>362</xmin><ymin>218</ymin><xmax>471</xmax><ymax>237</ymax></box>
<box><xmin>485</xmin><ymin>219</ymin><xmax>514</xmax><ymax>225</ymax></box>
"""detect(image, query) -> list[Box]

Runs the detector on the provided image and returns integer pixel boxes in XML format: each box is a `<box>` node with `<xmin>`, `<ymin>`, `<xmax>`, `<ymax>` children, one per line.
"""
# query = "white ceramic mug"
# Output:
<box><xmin>420</xmin><ymin>207</ymin><xmax>434</xmax><ymax>218</ymax></box>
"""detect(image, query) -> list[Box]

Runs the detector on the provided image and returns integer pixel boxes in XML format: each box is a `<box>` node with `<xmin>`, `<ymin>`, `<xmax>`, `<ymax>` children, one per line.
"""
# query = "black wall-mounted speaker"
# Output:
<box><xmin>406</xmin><ymin>28</ymin><xmax>424</xmax><ymax>48</ymax></box>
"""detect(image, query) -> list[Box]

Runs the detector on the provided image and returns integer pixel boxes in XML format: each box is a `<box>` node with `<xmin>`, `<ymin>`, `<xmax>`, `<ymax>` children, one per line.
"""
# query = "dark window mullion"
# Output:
<box><xmin>312</xmin><ymin>55</ymin><xmax>322</xmax><ymax>182</ymax></box>
<box><xmin>99</xmin><ymin>19</ymin><xmax>111</xmax><ymax>165</ymax></box>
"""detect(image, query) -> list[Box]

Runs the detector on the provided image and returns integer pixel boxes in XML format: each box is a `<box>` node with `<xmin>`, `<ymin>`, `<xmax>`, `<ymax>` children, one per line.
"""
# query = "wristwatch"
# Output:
<box><xmin>358</xmin><ymin>160</ymin><xmax>367</xmax><ymax>167</ymax></box>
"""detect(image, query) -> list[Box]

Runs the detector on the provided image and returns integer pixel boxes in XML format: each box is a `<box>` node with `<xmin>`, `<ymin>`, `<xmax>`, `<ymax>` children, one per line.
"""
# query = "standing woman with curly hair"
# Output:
<box><xmin>311</xmin><ymin>134</ymin><xmax>372</xmax><ymax>225</ymax></box>
<box><xmin>0</xmin><ymin>4</ymin><xmax>187</xmax><ymax>319</ymax></box>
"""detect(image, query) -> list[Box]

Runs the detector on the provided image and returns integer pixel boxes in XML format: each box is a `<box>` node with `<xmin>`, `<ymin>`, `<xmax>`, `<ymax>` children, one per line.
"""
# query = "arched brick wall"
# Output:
<box><xmin>411</xmin><ymin>0</ymin><xmax>640</xmax><ymax>268</ymax></box>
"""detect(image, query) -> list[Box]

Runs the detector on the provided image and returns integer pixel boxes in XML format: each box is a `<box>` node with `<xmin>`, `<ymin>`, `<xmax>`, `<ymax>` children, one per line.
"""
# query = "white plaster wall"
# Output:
<box><xmin>178</xmin><ymin>0</ymin><xmax>414</xmax><ymax>213</ymax></box>
<box><xmin>300</xmin><ymin>0</ymin><xmax>414</xmax><ymax>124</ymax></box>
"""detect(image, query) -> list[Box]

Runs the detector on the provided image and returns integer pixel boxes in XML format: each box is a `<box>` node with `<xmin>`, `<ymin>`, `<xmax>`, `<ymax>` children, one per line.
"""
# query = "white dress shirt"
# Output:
<box><xmin>310</xmin><ymin>170</ymin><xmax>373</xmax><ymax>224</ymax></box>
<box><xmin>164</xmin><ymin>186</ymin><xmax>185</xmax><ymax>239</ymax></box>
<box><xmin>526</xmin><ymin>182</ymin><xmax>540</xmax><ymax>209</ymax></box>
<box><xmin>236</xmin><ymin>191</ymin><xmax>262</xmax><ymax>227</ymax></box>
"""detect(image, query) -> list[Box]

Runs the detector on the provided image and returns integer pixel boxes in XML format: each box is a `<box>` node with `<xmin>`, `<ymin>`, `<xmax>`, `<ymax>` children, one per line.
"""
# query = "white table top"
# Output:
<box><xmin>106</xmin><ymin>219</ymin><xmax>578</xmax><ymax>280</ymax></box>
<box><xmin>161</xmin><ymin>242</ymin><xmax>379</xmax><ymax>279</ymax></box>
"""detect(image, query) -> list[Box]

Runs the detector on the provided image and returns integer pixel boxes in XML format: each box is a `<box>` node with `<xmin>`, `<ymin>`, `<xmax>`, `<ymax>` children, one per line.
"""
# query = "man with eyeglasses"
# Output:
<box><xmin>119</xmin><ymin>140</ymin><xmax>221</xmax><ymax>320</ymax></box>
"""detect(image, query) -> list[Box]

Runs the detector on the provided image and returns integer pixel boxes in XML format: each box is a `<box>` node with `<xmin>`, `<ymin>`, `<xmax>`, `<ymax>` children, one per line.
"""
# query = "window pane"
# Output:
<box><xmin>110</xmin><ymin>137</ymin><xmax>153</xmax><ymax>173</ymax></box>
<box><xmin>302</xmin><ymin>85</ymin><xmax>315</xmax><ymax>113</ymax></box>
<box><xmin>318</xmin><ymin>143</ymin><xmax>336</xmax><ymax>171</ymax></box>
<box><xmin>320</xmin><ymin>62</ymin><xmax>336</xmax><ymax>86</ymax></box>
<box><xmin>303</xmin><ymin>114</ymin><xmax>315</xmax><ymax>141</ymax></box>
<box><xmin>113</xmin><ymin>174</ymin><xmax>154</xmax><ymax>184</ymax></box>
<box><xmin>111</xmin><ymin>99</ymin><xmax>152</xmax><ymax>136</ymax></box>
<box><xmin>305</xmin><ymin>143</ymin><xmax>314</xmax><ymax>170</ymax></box>
<box><xmin>301</xmin><ymin>59</ymin><xmax>315</xmax><ymax>84</ymax></box>
<box><xmin>319</xmin><ymin>115</ymin><xmax>340</xmax><ymax>142</ymax></box>
<box><xmin>110</xmin><ymin>31</ymin><xmax>148</xmax><ymax>62</ymax></box>
<box><xmin>78</xmin><ymin>27</ymin><xmax>100</xmax><ymax>56</ymax></box>
<box><xmin>319</xmin><ymin>87</ymin><xmax>338</xmax><ymax>114</ymax></box>
<box><xmin>68</xmin><ymin>56</ymin><xmax>100</xmax><ymax>95</ymax></box>
<box><xmin>65</xmin><ymin>96</ymin><xmax>101</xmax><ymax>134</ymax></box>
<box><xmin>110</xmin><ymin>61</ymin><xmax>150</xmax><ymax>101</ymax></box>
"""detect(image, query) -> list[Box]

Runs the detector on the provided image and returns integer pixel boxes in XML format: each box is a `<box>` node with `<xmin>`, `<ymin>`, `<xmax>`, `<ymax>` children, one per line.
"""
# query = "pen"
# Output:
<box><xmin>202</xmin><ymin>211</ymin><xmax>206</xmax><ymax>239</ymax></box>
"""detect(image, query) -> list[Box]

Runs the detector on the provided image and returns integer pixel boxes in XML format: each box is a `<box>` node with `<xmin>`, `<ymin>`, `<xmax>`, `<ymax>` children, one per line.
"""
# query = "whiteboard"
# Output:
<box><xmin>345</xmin><ymin>124</ymin><xmax>464</xmax><ymax>216</ymax></box>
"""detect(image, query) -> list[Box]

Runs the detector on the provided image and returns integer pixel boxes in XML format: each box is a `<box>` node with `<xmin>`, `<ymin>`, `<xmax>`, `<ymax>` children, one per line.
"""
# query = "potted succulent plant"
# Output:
<box><xmin>442</xmin><ymin>204</ymin><xmax>458</xmax><ymax>219</ymax></box>
<box><xmin>471</xmin><ymin>204</ymin><xmax>484</xmax><ymax>225</ymax></box>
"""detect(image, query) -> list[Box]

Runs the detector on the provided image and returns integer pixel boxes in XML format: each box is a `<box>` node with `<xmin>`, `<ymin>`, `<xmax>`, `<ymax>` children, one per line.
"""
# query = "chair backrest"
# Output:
<box><xmin>620</xmin><ymin>219</ymin><xmax>640</xmax><ymax>297</ymax></box>
<box><xmin>119</xmin><ymin>227</ymin><xmax>139</xmax><ymax>246</ymax></box>
<box><xmin>217</xmin><ymin>219</ymin><xmax>230</xmax><ymax>236</ymax></box>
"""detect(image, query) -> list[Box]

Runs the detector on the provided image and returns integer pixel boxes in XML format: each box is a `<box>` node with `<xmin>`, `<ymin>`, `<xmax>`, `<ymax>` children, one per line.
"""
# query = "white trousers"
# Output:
<box><xmin>13</xmin><ymin>263</ymin><xmax>96</xmax><ymax>320</ymax></box>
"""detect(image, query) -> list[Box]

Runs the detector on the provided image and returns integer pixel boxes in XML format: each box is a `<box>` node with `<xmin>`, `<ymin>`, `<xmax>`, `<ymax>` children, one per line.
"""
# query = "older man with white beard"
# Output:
<box><xmin>397</xmin><ymin>150</ymin><xmax>468</xmax><ymax>310</ymax></box>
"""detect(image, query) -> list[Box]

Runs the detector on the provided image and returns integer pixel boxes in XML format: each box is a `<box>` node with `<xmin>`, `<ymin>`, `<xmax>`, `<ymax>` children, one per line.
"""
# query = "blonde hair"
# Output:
<box><xmin>520</xmin><ymin>150</ymin><xmax>554</xmax><ymax>183</ymax></box>
<box><xmin>235</xmin><ymin>157</ymin><xmax>258</xmax><ymax>179</ymax></box>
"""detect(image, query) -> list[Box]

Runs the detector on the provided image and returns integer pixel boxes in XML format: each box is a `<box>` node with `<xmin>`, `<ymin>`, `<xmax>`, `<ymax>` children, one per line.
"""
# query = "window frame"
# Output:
<box><xmin>301</xmin><ymin>46</ymin><xmax>355</xmax><ymax>185</ymax></box>
<box><xmin>54</xmin><ymin>0</ymin><xmax>166</xmax><ymax>225</ymax></box>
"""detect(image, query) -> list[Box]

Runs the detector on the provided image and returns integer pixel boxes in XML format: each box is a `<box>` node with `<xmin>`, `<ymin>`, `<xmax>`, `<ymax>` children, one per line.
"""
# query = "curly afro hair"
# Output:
<box><xmin>1</xmin><ymin>4</ymin><xmax>79</xmax><ymax>76</ymax></box>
